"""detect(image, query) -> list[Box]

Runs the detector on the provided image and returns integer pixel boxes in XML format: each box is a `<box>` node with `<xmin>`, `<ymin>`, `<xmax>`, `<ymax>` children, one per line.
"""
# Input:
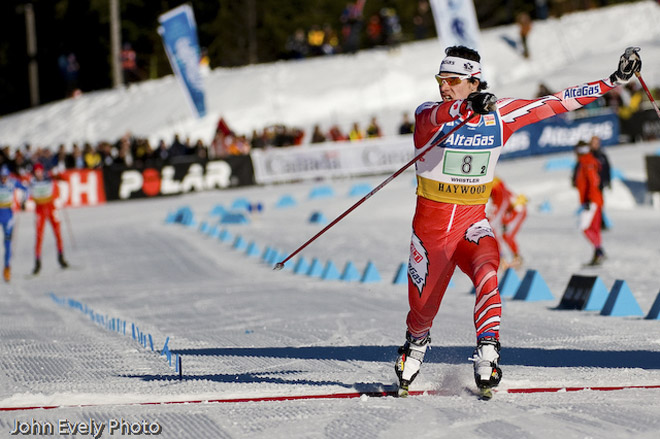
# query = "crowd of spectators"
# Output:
<box><xmin>285</xmin><ymin>1</ymin><xmax>432</xmax><ymax>60</ymax></box>
<box><xmin>2</xmin><ymin>77</ymin><xmax>658</xmax><ymax>175</ymax></box>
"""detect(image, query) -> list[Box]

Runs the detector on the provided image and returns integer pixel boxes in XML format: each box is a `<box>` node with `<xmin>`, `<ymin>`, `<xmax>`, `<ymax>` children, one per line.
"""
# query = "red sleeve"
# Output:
<box><xmin>413</xmin><ymin>100</ymin><xmax>470</xmax><ymax>148</ymax></box>
<box><xmin>499</xmin><ymin>77</ymin><xmax>617</xmax><ymax>142</ymax></box>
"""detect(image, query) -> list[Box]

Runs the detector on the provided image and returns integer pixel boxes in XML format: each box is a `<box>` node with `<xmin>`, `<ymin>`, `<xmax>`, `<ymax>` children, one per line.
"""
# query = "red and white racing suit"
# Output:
<box><xmin>30</xmin><ymin>178</ymin><xmax>64</xmax><ymax>260</ymax></box>
<box><xmin>489</xmin><ymin>177</ymin><xmax>527</xmax><ymax>258</ymax></box>
<box><xmin>406</xmin><ymin>77</ymin><xmax>617</xmax><ymax>342</ymax></box>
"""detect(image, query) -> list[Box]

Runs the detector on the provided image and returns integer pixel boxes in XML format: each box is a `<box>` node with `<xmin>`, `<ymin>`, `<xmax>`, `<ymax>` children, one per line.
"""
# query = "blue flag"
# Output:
<box><xmin>158</xmin><ymin>4</ymin><xmax>206</xmax><ymax>118</ymax></box>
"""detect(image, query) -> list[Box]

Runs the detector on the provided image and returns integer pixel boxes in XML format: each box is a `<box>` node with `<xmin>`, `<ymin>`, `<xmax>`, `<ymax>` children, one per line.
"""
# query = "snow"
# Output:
<box><xmin>1</xmin><ymin>2</ymin><xmax>660</xmax><ymax>438</ymax></box>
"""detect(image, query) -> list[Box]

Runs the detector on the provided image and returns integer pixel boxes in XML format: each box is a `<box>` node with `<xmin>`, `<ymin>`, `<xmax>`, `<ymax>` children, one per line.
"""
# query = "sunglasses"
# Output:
<box><xmin>435</xmin><ymin>74</ymin><xmax>470</xmax><ymax>86</ymax></box>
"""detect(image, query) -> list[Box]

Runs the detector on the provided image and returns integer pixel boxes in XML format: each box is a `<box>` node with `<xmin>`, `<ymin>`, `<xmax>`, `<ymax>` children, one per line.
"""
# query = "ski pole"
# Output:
<box><xmin>274</xmin><ymin>113</ymin><xmax>478</xmax><ymax>270</ymax></box>
<box><xmin>634</xmin><ymin>71</ymin><xmax>660</xmax><ymax>120</ymax></box>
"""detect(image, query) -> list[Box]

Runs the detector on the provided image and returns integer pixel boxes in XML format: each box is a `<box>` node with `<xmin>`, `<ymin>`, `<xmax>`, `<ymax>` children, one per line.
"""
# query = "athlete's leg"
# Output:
<box><xmin>48</xmin><ymin>207</ymin><xmax>65</xmax><ymax>254</ymax></box>
<box><xmin>35</xmin><ymin>209</ymin><xmax>46</xmax><ymax>260</ymax></box>
<box><xmin>502</xmin><ymin>209</ymin><xmax>526</xmax><ymax>256</ymax></box>
<box><xmin>582</xmin><ymin>205</ymin><xmax>602</xmax><ymax>249</ymax></box>
<box><xmin>455</xmin><ymin>219</ymin><xmax>502</xmax><ymax>341</ymax></box>
<box><xmin>3</xmin><ymin>216</ymin><xmax>14</xmax><ymax>268</ymax></box>
<box><xmin>405</xmin><ymin>199</ymin><xmax>460</xmax><ymax>339</ymax></box>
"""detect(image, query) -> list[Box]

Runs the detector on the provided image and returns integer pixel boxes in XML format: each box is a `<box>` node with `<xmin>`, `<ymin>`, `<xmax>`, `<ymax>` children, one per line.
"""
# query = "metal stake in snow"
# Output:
<box><xmin>273</xmin><ymin>114</ymin><xmax>478</xmax><ymax>270</ymax></box>
<box><xmin>635</xmin><ymin>71</ymin><xmax>660</xmax><ymax>121</ymax></box>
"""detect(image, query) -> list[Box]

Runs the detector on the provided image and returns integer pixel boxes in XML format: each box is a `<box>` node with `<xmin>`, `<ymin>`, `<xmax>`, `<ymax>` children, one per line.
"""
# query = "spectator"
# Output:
<box><xmin>52</xmin><ymin>144</ymin><xmax>68</xmax><ymax>173</ymax></box>
<box><xmin>286</xmin><ymin>29</ymin><xmax>308</xmax><ymax>60</ymax></box>
<box><xmin>516</xmin><ymin>12</ymin><xmax>532</xmax><ymax>59</ymax></box>
<box><xmin>366</xmin><ymin>14</ymin><xmax>383</xmax><ymax>47</ymax></box>
<box><xmin>153</xmin><ymin>140</ymin><xmax>170</xmax><ymax>163</ymax></box>
<box><xmin>399</xmin><ymin>113</ymin><xmax>414</xmax><ymax>134</ymax></box>
<box><xmin>380</xmin><ymin>7</ymin><xmax>402</xmax><ymax>47</ymax></box>
<box><xmin>66</xmin><ymin>144</ymin><xmax>85</xmax><ymax>169</ymax></box>
<box><xmin>366</xmin><ymin>117</ymin><xmax>383</xmax><ymax>138</ymax></box>
<box><xmin>250</xmin><ymin>129</ymin><xmax>266</xmax><ymax>150</ymax></box>
<box><xmin>340</xmin><ymin>1</ymin><xmax>365</xmax><ymax>54</ymax></box>
<box><xmin>58</xmin><ymin>52</ymin><xmax>81</xmax><ymax>97</ymax></box>
<box><xmin>307</xmin><ymin>25</ymin><xmax>325</xmax><ymax>57</ymax></box>
<box><xmin>348</xmin><ymin>122</ymin><xmax>364</xmax><ymax>141</ymax></box>
<box><xmin>169</xmin><ymin>134</ymin><xmax>187</xmax><ymax>157</ymax></box>
<box><xmin>328</xmin><ymin>125</ymin><xmax>347</xmax><ymax>142</ymax></box>
<box><xmin>322</xmin><ymin>24</ymin><xmax>340</xmax><ymax>55</ymax></box>
<box><xmin>121</xmin><ymin>43</ymin><xmax>140</xmax><ymax>85</ymax></box>
<box><xmin>311</xmin><ymin>125</ymin><xmax>327</xmax><ymax>143</ymax></box>
<box><xmin>413</xmin><ymin>1</ymin><xmax>433</xmax><ymax>40</ymax></box>
<box><xmin>83</xmin><ymin>143</ymin><xmax>102</xmax><ymax>169</ymax></box>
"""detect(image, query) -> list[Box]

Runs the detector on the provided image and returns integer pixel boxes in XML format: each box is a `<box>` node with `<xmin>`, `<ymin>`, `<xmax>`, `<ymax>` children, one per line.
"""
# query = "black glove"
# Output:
<box><xmin>582</xmin><ymin>202</ymin><xmax>590</xmax><ymax>211</ymax></box>
<box><xmin>466</xmin><ymin>92</ymin><xmax>498</xmax><ymax>114</ymax></box>
<box><xmin>610</xmin><ymin>46</ymin><xmax>642</xmax><ymax>85</ymax></box>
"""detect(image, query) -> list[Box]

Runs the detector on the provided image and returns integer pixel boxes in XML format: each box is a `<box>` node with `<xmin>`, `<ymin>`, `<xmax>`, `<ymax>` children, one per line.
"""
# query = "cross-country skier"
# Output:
<box><xmin>395</xmin><ymin>45</ymin><xmax>641</xmax><ymax>397</ymax></box>
<box><xmin>574</xmin><ymin>141</ymin><xmax>606</xmax><ymax>266</ymax></box>
<box><xmin>28</xmin><ymin>163</ymin><xmax>69</xmax><ymax>275</ymax></box>
<box><xmin>489</xmin><ymin>177</ymin><xmax>527</xmax><ymax>270</ymax></box>
<box><xmin>0</xmin><ymin>165</ymin><xmax>27</xmax><ymax>282</ymax></box>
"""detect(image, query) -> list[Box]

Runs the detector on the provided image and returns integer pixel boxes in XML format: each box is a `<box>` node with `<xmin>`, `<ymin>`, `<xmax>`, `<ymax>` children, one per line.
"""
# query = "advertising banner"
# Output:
<box><xmin>251</xmin><ymin>112</ymin><xmax>620</xmax><ymax>184</ymax></box>
<box><xmin>429</xmin><ymin>0</ymin><xmax>481</xmax><ymax>51</ymax></box>
<box><xmin>158</xmin><ymin>4</ymin><xmax>206</xmax><ymax>118</ymax></box>
<box><xmin>500</xmin><ymin>111</ymin><xmax>620</xmax><ymax>160</ymax></box>
<box><xmin>250</xmin><ymin>136</ymin><xmax>414</xmax><ymax>184</ymax></box>
<box><xmin>102</xmin><ymin>157</ymin><xmax>254</xmax><ymax>201</ymax></box>
<box><xmin>20</xmin><ymin>169</ymin><xmax>106</xmax><ymax>211</ymax></box>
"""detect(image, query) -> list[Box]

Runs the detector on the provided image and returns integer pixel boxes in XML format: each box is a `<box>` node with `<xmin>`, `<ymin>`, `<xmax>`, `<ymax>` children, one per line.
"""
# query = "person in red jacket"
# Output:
<box><xmin>489</xmin><ymin>177</ymin><xmax>527</xmax><ymax>269</ymax></box>
<box><xmin>29</xmin><ymin>163</ymin><xmax>68</xmax><ymax>275</ymax></box>
<box><xmin>574</xmin><ymin>141</ymin><xmax>605</xmax><ymax>266</ymax></box>
<box><xmin>394</xmin><ymin>45</ymin><xmax>641</xmax><ymax>397</ymax></box>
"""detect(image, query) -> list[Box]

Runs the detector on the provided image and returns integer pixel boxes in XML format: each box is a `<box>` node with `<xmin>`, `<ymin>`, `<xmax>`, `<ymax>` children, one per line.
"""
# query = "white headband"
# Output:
<box><xmin>438</xmin><ymin>56</ymin><xmax>482</xmax><ymax>80</ymax></box>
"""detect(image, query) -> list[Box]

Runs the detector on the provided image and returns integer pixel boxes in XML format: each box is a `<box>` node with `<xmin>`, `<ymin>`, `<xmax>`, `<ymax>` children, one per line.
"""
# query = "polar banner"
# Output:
<box><xmin>102</xmin><ymin>157</ymin><xmax>254</xmax><ymax>201</ymax></box>
<box><xmin>429</xmin><ymin>0</ymin><xmax>481</xmax><ymax>51</ymax></box>
<box><xmin>158</xmin><ymin>4</ymin><xmax>206</xmax><ymax>118</ymax></box>
<box><xmin>250</xmin><ymin>136</ymin><xmax>415</xmax><ymax>184</ymax></box>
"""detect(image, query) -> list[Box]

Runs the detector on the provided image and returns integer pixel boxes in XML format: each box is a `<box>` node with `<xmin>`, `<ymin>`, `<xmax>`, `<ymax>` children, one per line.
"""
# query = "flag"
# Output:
<box><xmin>158</xmin><ymin>4</ymin><xmax>207</xmax><ymax>118</ymax></box>
<box><xmin>429</xmin><ymin>0</ymin><xmax>481</xmax><ymax>51</ymax></box>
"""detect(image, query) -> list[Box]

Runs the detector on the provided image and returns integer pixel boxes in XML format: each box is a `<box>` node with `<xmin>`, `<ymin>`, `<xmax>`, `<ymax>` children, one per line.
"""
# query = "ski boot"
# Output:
<box><xmin>58</xmin><ymin>253</ymin><xmax>69</xmax><ymax>269</ymax></box>
<box><xmin>395</xmin><ymin>331</ymin><xmax>430</xmax><ymax>397</ymax></box>
<box><xmin>470</xmin><ymin>337</ymin><xmax>502</xmax><ymax>400</ymax></box>
<box><xmin>3</xmin><ymin>266</ymin><xmax>10</xmax><ymax>283</ymax></box>
<box><xmin>32</xmin><ymin>259</ymin><xmax>41</xmax><ymax>275</ymax></box>
<box><xmin>586</xmin><ymin>248</ymin><xmax>606</xmax><ymax>266</ymax></box>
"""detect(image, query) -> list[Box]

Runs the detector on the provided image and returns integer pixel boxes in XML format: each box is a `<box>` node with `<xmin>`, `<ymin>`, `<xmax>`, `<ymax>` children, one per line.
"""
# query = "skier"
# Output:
<box><xmin>574</xmin><ymin>141</ymin><xmax>606</xmax><ymax>266</ymax></box>
<box><xmin>0</xmin><ymin>165</ymin><xmax>27</xmax><ymax>282</ymax></box>
<box><xmin>489</xmin><ymin>177</ymin><xmax>527</xmax><ymax>270</ymax></box>
<box><xmin>28</xmin><ymin>163</ymin><xmax>69</xmax><ymax>275</ymax></box>
<box><xmin>395</xmin><ymin>45</ymin><xmax>641</xmax><ymax>397</ymax></box>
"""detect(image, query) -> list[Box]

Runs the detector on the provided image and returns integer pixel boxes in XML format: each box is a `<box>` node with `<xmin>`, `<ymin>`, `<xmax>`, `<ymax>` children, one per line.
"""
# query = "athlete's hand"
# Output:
<box><xmin>466</xmin><ymin>92</ymin><xmax>498</xmax><ymax>114</ymax></box>
<box><xmin>610</xmin><ymin>47</ymin><xmax>641</xmax><ymax>85</ymax></box>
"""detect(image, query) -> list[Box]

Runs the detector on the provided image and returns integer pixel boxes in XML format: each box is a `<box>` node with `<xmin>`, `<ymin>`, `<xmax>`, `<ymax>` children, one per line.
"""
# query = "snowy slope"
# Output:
<box><xmin>1</xmin><ymin>3</ymin><xmax>660</xmax><ymax>439</ymax></box>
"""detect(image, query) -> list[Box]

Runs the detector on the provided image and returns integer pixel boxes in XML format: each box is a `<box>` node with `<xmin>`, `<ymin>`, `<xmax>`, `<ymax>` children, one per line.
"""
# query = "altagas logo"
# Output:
<box><xmin>409</xmin><ymin>232</ymin><xmax>429</xmax><ymax>297</ymax></box>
